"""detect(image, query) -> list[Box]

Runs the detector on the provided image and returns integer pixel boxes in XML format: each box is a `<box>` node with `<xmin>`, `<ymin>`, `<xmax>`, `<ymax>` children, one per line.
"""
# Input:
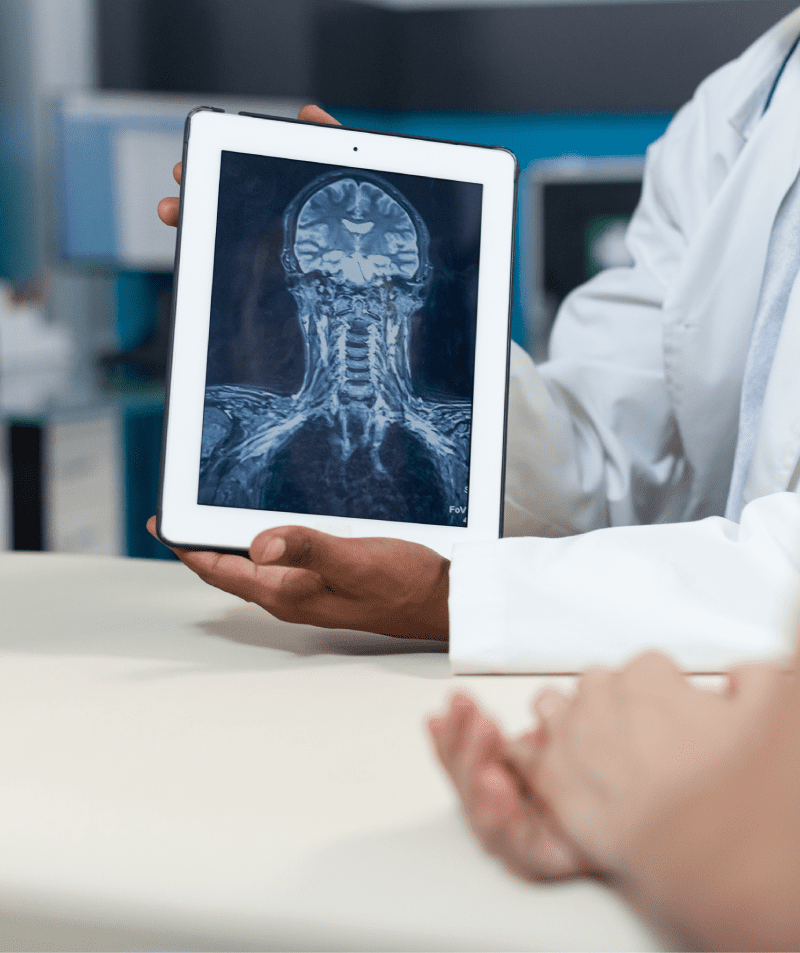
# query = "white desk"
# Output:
<box><xmin>0</xmin><ymin>553</ymin><xmax>665</xmax><ymax>951</ymax></box>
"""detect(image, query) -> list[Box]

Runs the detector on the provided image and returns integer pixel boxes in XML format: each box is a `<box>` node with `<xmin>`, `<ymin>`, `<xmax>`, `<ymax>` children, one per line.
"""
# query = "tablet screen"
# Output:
<box><xmin>198</xmin><ymin>150</ymin><xmax>483</xmax><ymax>527</ymax></box>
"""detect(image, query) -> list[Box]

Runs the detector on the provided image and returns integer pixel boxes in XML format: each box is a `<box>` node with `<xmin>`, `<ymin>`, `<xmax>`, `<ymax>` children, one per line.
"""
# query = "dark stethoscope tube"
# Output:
<box><xmin>763</xmin><ymin>32</ymin><xmax>800</xmax><ymax>114</ymax></box>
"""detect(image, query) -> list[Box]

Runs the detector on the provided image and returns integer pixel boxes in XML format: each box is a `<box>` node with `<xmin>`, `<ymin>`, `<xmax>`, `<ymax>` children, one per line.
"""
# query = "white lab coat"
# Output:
<box><xmin>449</xmin><ymin>7</ymin><xmax>800</xmax><ymax>673</ymax></box>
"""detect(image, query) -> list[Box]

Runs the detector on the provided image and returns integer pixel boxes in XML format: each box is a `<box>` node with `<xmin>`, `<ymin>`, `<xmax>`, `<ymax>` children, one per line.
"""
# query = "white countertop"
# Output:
<box><xmin>0</xmin><ymin>552</ymin><xmax>666</xmax><ymax>951</ymax></box>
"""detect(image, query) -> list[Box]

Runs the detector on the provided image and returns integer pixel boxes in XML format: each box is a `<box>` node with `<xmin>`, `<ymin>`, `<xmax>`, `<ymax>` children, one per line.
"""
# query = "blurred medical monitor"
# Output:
<box><xmin>54</xmin><ymin>91</ymin><xmax>304</xmax><ymax>271</ymax></box>
<box><xmin>521</xmin><ymin>156</ymin><xmax>644</xmax><ymax>362</ymax></box>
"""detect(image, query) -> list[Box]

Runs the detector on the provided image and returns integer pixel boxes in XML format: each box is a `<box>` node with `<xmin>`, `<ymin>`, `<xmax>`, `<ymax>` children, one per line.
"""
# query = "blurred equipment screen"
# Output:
<box><xmin>522</xmin><ymin>157</ymin><xmax>644</xmax><ymax>361</ymax></box>
<box><xmin>54</xmin><ymin>91</ymin><xmax>304</xmax><ymax>271</ymax></box>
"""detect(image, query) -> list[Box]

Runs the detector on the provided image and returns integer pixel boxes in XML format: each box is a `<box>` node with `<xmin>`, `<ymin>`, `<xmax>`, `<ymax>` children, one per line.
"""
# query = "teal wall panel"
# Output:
<box><xmin>123</xmin><ymin>407</ymin><xmax>177</xmax><ymax>560</ymax></box>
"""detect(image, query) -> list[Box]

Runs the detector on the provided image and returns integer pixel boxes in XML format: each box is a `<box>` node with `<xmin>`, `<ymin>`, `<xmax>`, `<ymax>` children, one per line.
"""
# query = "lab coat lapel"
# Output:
<box><xmin>662</xmin><ymin>55</ymin><xmax>800</xmax><ymax>517</ymax></box>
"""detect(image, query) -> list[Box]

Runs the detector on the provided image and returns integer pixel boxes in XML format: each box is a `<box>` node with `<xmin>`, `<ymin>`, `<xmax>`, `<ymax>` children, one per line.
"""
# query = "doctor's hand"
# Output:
<box><xmin>157</xmin><ymin>105</ymin><xmax>341</xmax><ymax>228</ymax></box>
<box><xmin>146</xmin><ymin>516</ymin><xmax>449</xmax><ymax>639</ymax></box>
<box><xmin>530</xmin><ymin>652</ymin><xmax>788</xmax><ymax>879</ymax></box>
<box><xmin>428</xmin><ymin>692</ymin><xmax>599</xmax><ymax>883</ymax></box>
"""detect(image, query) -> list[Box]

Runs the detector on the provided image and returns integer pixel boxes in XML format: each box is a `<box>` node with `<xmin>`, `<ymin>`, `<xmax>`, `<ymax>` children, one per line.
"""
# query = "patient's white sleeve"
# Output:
<box><xmin>449</xmin><ymin>492</ymin><xmax>800</xmax><ymax>673</ymax></box>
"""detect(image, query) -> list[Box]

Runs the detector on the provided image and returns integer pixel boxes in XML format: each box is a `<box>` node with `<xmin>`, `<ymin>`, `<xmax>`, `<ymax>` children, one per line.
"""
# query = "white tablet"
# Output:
<box><xmin>158</xmin><ymin>108</ymin><xmax>517</xmax><ymax>557</ymax></box>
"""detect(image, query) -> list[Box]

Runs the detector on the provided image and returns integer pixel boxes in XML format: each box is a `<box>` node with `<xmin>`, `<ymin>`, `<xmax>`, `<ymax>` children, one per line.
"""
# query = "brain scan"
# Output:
<box><xmin>293</xmin><ymin>178</ymin><xmax>420</xmax><ymax>284</ymax></box>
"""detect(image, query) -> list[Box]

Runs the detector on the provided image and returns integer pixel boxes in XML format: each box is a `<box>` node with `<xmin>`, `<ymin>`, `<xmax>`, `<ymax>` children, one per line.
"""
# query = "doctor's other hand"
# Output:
<box><xmin>156</xmin><ymin>105</ymin><xmax>341</xmax><ymax>228</ymax></box>
<box><xmin>146</xmin><ymin>516</ymin><xmax>449</xmax><ymax>639</ymax></box>
<box><xmin>428</xmin><ymin>692</ymin><xmax>599</xmax><ymax>883</ymax></box>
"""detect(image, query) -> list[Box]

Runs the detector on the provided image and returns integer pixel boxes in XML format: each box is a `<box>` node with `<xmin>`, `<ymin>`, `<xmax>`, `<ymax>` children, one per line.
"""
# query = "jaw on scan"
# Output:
<box><xmin>199</xmin><ymin>169</ymin><xmax>472</xmax><ymax>526</ymax></box>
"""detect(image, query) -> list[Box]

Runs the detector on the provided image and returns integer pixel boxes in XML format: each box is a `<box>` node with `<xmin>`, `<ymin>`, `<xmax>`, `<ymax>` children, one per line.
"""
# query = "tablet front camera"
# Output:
<box><xmin>200</xmin><ymin>171</ymin><xmax>471</xmax><ymax>526</ymax></box>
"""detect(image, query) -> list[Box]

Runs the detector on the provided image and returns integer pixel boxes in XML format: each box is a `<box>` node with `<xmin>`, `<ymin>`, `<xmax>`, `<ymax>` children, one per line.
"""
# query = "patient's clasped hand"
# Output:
<box><xmin>430</xmin><ymin>651</ymin><xmax>797</xmax><ymax>951</ymax></box>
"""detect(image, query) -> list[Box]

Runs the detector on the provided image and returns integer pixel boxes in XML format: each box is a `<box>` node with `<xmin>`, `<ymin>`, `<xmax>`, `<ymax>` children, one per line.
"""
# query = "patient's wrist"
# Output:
<box><xmin>617</xmin><ymin>735</ymin><xmax>800</xmax><ymax>950</ymax></box>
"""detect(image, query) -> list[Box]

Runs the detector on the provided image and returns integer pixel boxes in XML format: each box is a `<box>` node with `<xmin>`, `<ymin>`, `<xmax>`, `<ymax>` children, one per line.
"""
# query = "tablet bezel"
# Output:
<box><xmin>158</xmin><ymin>108</ymin><xmax>517</xmax><ymax>557</ymax></box>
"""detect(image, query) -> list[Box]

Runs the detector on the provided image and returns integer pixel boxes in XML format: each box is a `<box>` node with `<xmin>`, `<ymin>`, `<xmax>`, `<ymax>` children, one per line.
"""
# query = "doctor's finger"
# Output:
<box><xmin>169</xmin><ymin>546</ymin><xmax>308</xmax><ymax>604</ymax></box>
<box><xmin>298</xmin><ymin>104</ymin><xmax>341</xmax><ymax>126</ymax></box>
<box><xmin>158</xmin><ymin>196</ymin><xmax>180</xmax><ymax>227</ymax></box>
<box><xmin>145</xmin><ymin>519</ymin><xmax>308</xmax><ymax>601</ymax></box>
<box><xmin>250</xmin><ymin>526</ymin><xmax>418</xmax><ymax>589</ymax></box>
<box><xmin>250</xmin><ymin>526</ymin><xmax>368</xmax><ymax>581</ymax></box>
<box><xmin>173</xmin><ymin>161</ymin><xmax>182</xmax><ymax>184</ymax></box>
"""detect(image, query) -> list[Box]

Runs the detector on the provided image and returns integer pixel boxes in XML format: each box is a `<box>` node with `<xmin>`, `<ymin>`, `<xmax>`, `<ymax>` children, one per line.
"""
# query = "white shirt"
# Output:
<box><xmin>449</xmin><ymin>7</ymin><xmax>800</xmax><ymax>673</ymax></box>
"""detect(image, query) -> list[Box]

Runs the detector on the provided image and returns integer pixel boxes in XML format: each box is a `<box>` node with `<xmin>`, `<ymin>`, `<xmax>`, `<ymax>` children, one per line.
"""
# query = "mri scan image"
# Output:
<box><xmin>198</xmin><ymin>153</ymin><xmax>482</xmax><ymax>526</ymax></box>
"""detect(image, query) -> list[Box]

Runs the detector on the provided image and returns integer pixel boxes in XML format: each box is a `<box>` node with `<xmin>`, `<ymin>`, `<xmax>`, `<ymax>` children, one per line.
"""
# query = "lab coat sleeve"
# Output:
<box><xmin>449</xmin><ymin>492</ymin><xmax>800</xmax><ymax>673</ymax></box>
